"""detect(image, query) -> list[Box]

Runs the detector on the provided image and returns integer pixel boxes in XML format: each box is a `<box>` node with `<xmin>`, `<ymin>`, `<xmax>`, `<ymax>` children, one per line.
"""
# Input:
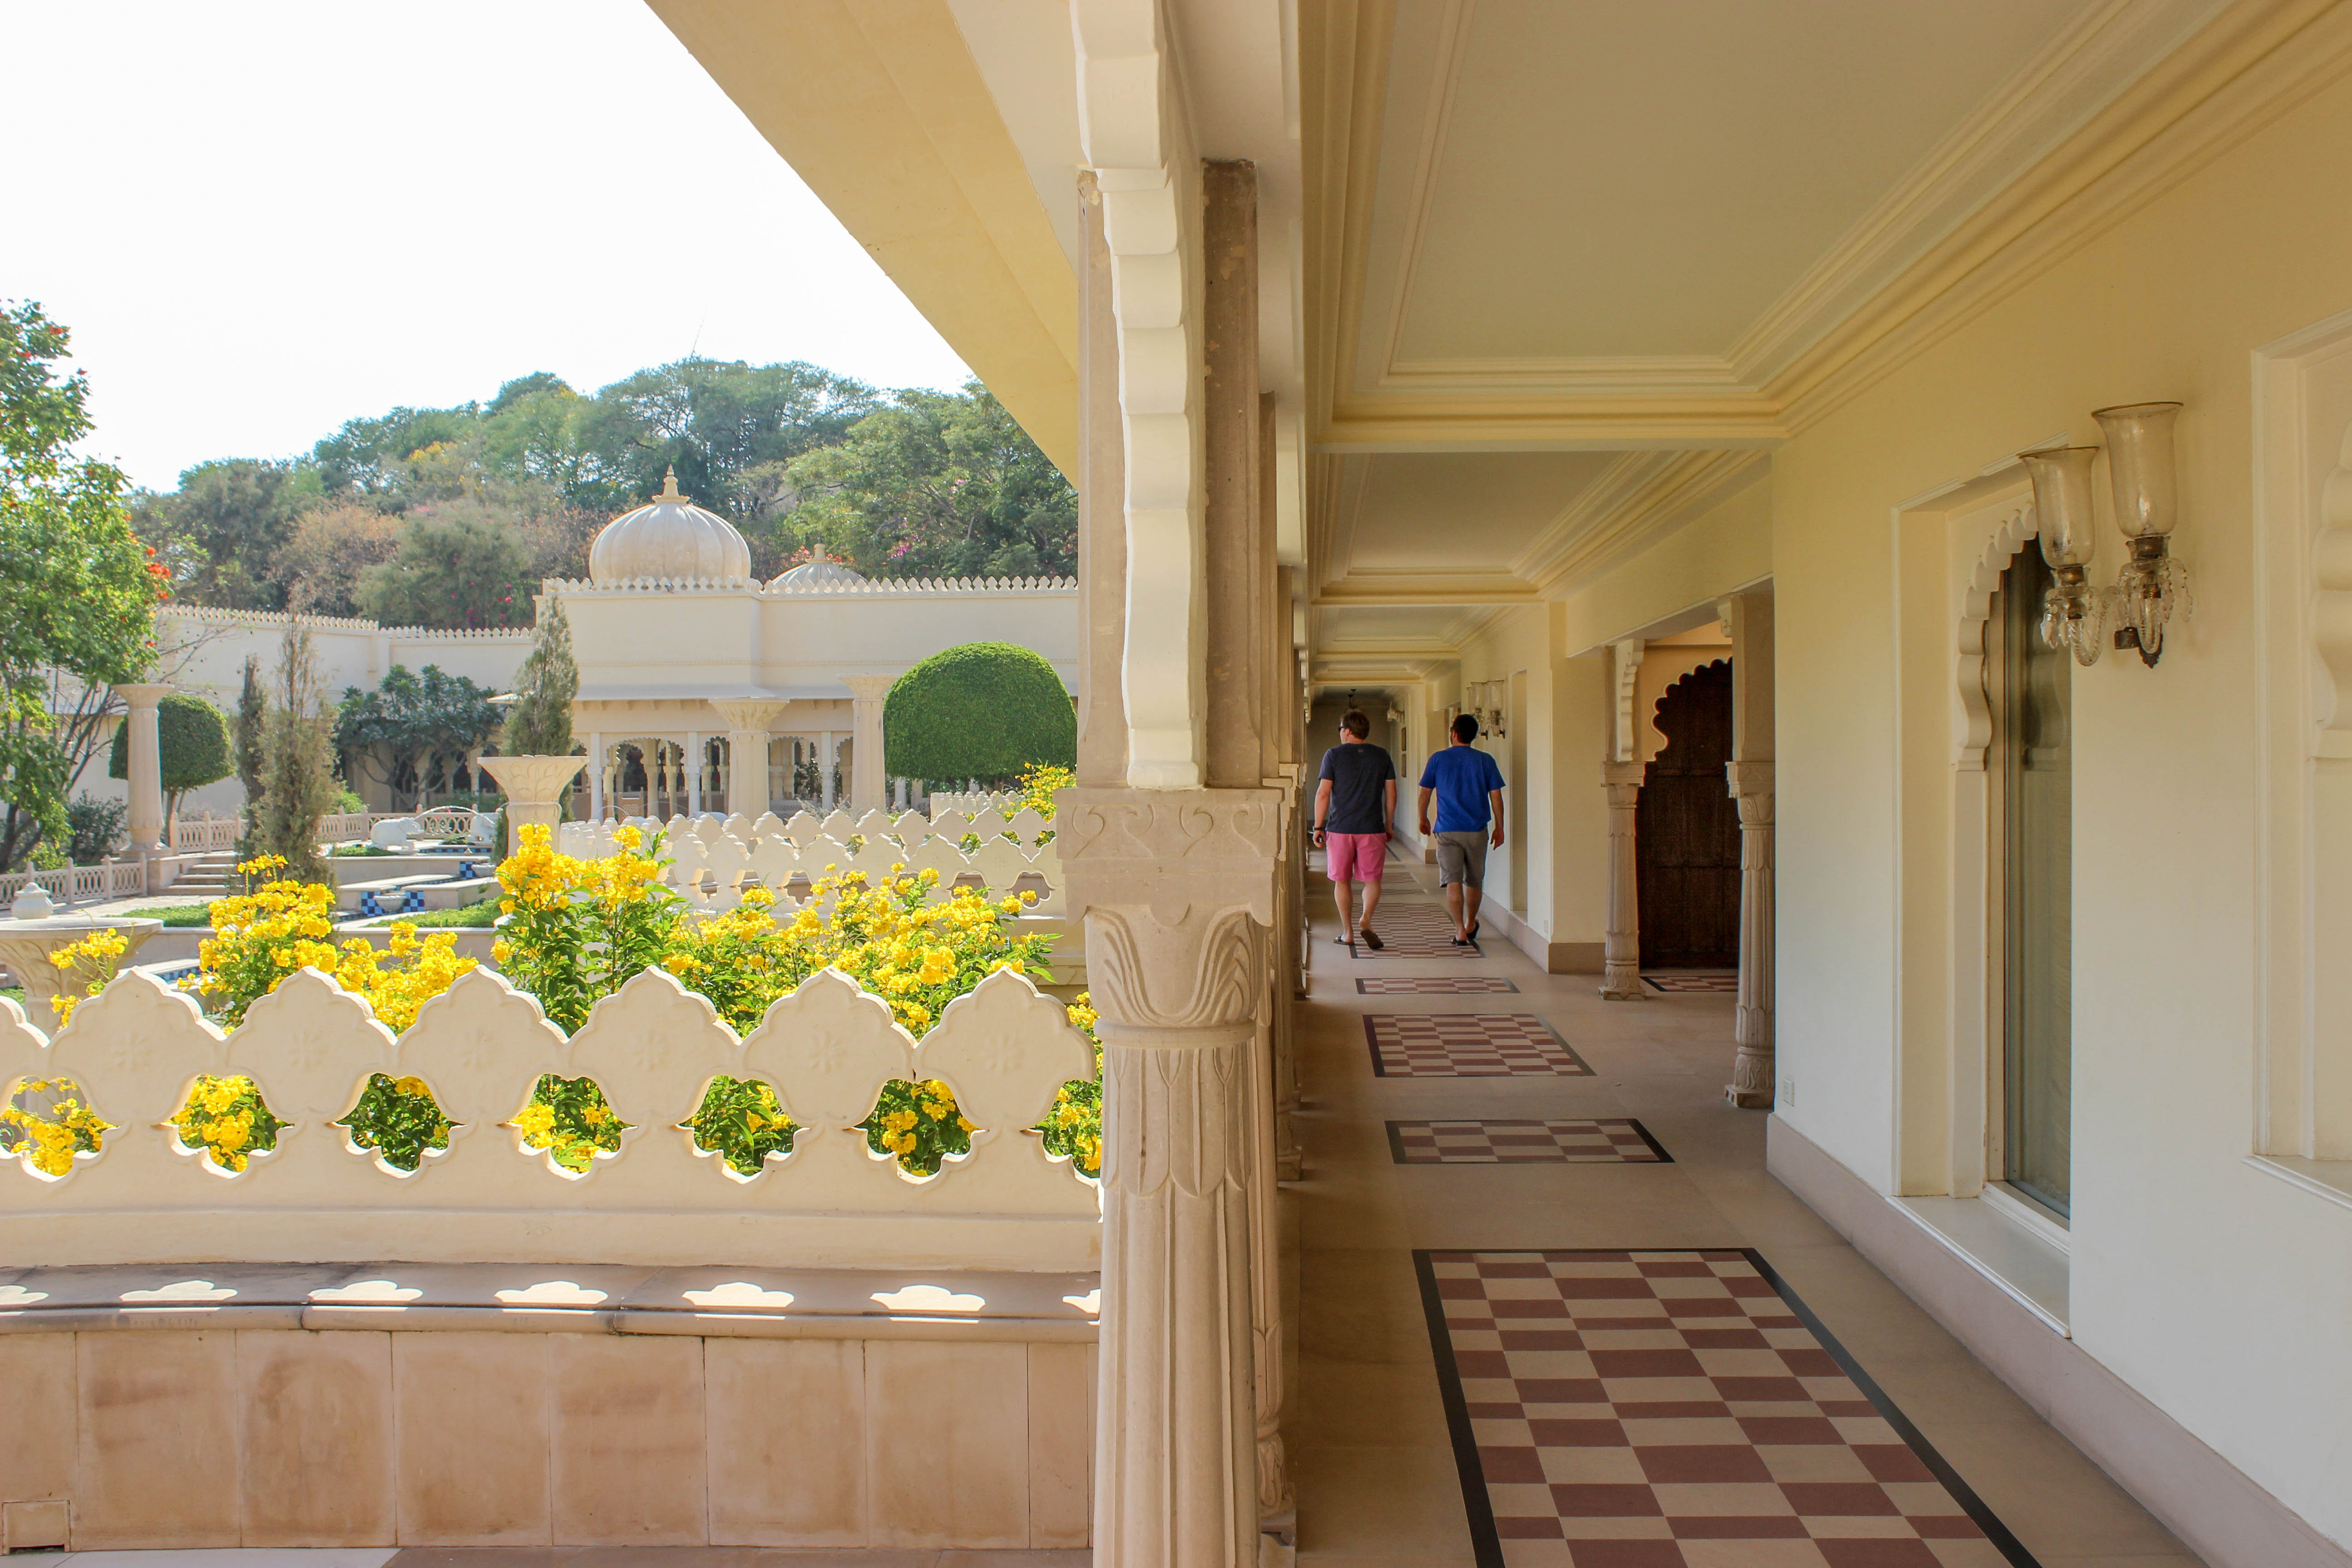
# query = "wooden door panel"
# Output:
<box><xmin>1637</xmin><ymin>660</ymin><xmax>1741</xmax><ymax>969</ymax></box>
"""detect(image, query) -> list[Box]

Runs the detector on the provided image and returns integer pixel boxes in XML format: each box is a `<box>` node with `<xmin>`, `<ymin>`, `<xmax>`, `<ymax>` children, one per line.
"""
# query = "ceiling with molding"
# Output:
<box><xmin>1304</xmin><ymin>0</ymin><xmax>2210</xmax><ymax>693</ymax></box>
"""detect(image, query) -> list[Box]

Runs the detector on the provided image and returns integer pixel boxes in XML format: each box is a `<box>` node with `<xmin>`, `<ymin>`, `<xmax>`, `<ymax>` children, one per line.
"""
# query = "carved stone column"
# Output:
<box><xmin>710</xmin><ymin>701</ymin><xmax>786</xmax><ymax>819</ymax></box>
<box><xmin>116</xmin><ymin>683</ymin><xmax>171</xmax><ymax>888</ymax></box>
<box><xmin>477</xmin><ymin>756</ymin><xmax>587</xmax><ymax>846</ymax></box>
<box><xmin>842</xmin><ymin>676</ymin><xmax>895</xmax><ymax>815</ymax></box>
<box><xmin>1726</xmin><ymin>760</ymin><xmax>1776</xmax><ymax>1107</ymax></box>
<box><xmin>1061</xmin><ymin>785</ymin><xmax>1279</xmax><ymax>1568</ymax></box>
<box><xmin>1600</xmin><ymin>760</ymin><xmax>1646</xmax><ymax>1000</ymax></box>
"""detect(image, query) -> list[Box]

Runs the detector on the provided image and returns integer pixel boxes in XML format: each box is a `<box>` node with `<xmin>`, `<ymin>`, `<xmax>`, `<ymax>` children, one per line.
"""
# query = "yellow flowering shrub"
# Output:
<box><xmin>46</xmin><ymin>925</ymin><xmax>131</xmax><ymax>1028</ymax></box>
<box><xmin>1015</xmin><ymin>761</ymin><xmax>1073</xmax><ymax>822</ymax></box>
<box><xmin>513</xmin><ymin>1074</ymin><xmax>630</xmax><ymax>1172</ymax></box>
<box><xmin>492</xmin><ymin>824</ymin><xmax>673</xmax><ymax>1034</ymax></box>
<box><xmin>0</xmin><ymin>1077</ymin><xmax>115</xmax><ymax>1177</ymax></box>
<box><xmin>336</xmin><ymin>1073</ymin><xmax>454</xmax><ymax>1171</ymax></box>
<box><xmin>171</xmin><ymin>1073</ymin><xmax>286</xmax><ymax>1173</ymax></box>
<box><xmin>1040</xmin><ymin>992</ymin><xmax>1103</xmax><ymax>1176</ymax></box>
<box><xmin>189</xmin><ymin>856</ymin><xmax>479</xmax><ymax>1030</ymax></box>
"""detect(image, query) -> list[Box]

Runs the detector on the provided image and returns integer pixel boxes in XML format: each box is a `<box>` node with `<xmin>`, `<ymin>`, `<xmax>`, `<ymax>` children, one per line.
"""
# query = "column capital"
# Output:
<box><xmin>477</xmin><ymin>755</ymin><xmax>586</xmax><ymax>807</ymax></box>
<box><xmin>114</xmin><ymin>682</ymin><xmax>172</xmax><ymax>708</ymax></box>
<box><xmin>1603</xmin><ymin>759</ymin><xmax>1646</xmax><ymax>790</ymax></box>
<box><xmin>708</xmin><ymin>698</ymin><xmax>787</xmax><ymax>731</ymax></box>
<box><xmin>840</xmin><ymin>674</ymin><xmax>896</xmax><ymax>703</ymax></box>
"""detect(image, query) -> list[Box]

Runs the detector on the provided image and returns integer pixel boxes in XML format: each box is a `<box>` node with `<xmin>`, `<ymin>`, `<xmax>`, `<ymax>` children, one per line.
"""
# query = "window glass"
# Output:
<box><xmin>1998</xmin><ymin>547</ymin><xmax>2072</xmax><ymax>1216</ymax></box>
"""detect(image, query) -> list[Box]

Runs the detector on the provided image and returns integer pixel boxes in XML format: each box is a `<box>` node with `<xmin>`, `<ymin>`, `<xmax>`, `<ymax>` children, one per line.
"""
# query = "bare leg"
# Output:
<box><xmin>1444</xmin><ymin>880</ymin><xmax>1466</xmax><ymax>938</ymax></box>
<box><xmin>1359</xmin><ymin>873</ymin><xmax>1384</xmax><ymax>936</ymax></box>
<box><xmin>1332</xmin><ymin>877</ymin><xmax>1357</xmax><ymax>941</ymax></box>
<box><xmin>1463</xmin><ymin>884</ymin><xmax>1485</xmax><ymax>939</ymax></box>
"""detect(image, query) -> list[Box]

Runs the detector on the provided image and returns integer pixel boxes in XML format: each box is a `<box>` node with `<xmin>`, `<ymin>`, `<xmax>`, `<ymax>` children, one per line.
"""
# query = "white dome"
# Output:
<box><xmin>769</xmin><ymin>543</ymin><xmax>867</xmax><ymax>588</ymax></box>
<box><xmin>588</xmin><ymin>468</ymin><xmax>752</xmax><ymax>584</ymax></box>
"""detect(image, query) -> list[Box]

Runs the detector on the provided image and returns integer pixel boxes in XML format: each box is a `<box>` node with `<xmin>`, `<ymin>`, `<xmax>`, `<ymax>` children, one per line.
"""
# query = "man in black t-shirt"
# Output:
<box><xmin>1311</xmin><ymin>709</ymin><xmax>1397</xmax><ymax>949</ymax></box>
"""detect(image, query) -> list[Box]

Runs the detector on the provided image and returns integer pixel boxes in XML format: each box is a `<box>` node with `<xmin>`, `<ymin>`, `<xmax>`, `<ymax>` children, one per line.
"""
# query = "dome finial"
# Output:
<box><xmin>657</xmin><ymin>465</ymin><xmax>682</xmax><ymax>501</ymax></box>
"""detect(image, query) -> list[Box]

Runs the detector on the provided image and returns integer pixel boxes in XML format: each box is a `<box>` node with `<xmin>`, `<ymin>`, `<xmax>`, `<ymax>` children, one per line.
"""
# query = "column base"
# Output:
<box><xmin>1599</xmin><ymin>965</ymin><xmax>1646</xmax><ymax>1002</ymax></box>
<box><xmin>1728</xmin><ymin>1041</ymin><xmax>1774</xmax><ymax>1108</ymax></box>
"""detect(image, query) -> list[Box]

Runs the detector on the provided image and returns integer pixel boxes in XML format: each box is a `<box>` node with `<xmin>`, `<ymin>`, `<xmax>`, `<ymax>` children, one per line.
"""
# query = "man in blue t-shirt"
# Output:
<box><xmin>1416</xmin><ymin>713</ymin><xmax>1506</xmax><ymax>946</ymax></box>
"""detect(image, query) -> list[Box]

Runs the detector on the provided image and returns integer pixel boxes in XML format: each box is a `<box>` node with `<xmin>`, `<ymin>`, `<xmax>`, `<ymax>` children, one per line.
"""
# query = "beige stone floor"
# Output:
<box><xmin>1285</xmin><ymin>866</ymin><xmax>2204</xmax><ymax>1568</ymax></box>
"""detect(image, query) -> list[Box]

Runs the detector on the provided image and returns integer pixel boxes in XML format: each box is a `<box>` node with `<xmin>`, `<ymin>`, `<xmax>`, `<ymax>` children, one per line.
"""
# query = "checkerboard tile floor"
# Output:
<box><xmin>1365</xmin><ymin>1014</ymin><xmax>1593</xmax><ymax>1078</ymax></box>
<box><xmin>1645</xmin><ymin>973</ymin><xmax>1741</xmax><ymax>994</ymax></box>
<box><xmin>1352</xmin><ymin>902</ymin><xmax>1483</xmax><ymax>957</ymax></box>
<box><xmin>1358</xmin><ymin>975</ymin><xmax>1520</xmax><ymax>995</ymax></box>
<box><xmin>1417</xmin><ymin>1249</ymin><xmax>2032</xmax><ymax>1568</ymax></box>
<box><xmin>1389</xmin><ymin>1119</ymin><xmax>1670</xmax><ymax>1164</ymax></box>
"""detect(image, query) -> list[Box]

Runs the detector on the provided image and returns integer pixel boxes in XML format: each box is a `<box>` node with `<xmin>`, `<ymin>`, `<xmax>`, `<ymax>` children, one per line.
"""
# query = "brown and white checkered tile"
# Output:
<box><xmin>1365</xmin><ymin>1014</ymin><xmax>1593</xmax><ymax>1078</ymax></box>
<box><xmin>1389</xmin><ymin>1119</ymin><xmax>1669</xmax><ymax>1165</ymax></box>
<box><xmin>1358</xmin><ymin>975</ymin><xmax>1520</xmax><ymax>995</ymax></box>
<box><xmin>1354</xmin><ymin>903</ymin><xmax>1484</xmax><ymax>957</ymax></box>
<box><xmin>1646</xmin><ymin>973</ymin><xmax>1742</xmax><ymax>994</ymax></box>
<box><xmin>1417</xmin><ymin>1249</ymin><xmax>2033</xmax><ymax>1568</ymax></box>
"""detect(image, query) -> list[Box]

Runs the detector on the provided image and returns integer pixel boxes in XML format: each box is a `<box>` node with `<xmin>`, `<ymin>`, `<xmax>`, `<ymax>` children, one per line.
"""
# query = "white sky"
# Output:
<box><xmin>1</xmin><ymin>1</ymin><xmax>974</xmax><ymax>491</ymax></box>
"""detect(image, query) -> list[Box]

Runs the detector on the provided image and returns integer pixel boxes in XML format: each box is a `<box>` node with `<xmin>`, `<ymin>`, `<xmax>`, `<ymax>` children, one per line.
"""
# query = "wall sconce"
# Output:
<box><xmin>2019</xmin><ymin>444</ymin><xmax>2108</xmax><ymax>666</ymax></box>
<box><xmin>2093</xmin><ymin>401</ymin><xmax>2187</xmax><ymax>666</ymax></box>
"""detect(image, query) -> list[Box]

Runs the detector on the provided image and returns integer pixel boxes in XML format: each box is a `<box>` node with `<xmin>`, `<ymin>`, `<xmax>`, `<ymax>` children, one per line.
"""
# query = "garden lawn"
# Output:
<box><xmin>391</xmin><ymin>902</ymin><xmax>500</xmax><ymax>928</ymax></box>
<box><xmin>127</xmin><ymin>904</ymin><xmax>213</xmax><ymax>928</ymax></box>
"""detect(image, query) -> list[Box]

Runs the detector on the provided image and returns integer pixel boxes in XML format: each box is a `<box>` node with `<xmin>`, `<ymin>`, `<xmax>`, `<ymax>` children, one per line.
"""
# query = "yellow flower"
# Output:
<box><xmin>394</xmin><ymin>1076</ymin><xmax>430</xmax><ymax>1098</ymax></box>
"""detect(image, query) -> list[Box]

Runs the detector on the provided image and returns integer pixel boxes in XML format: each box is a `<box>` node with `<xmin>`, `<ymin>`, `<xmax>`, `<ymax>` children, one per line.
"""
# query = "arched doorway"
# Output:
<box><xmin>1637</xmin><ymin>660</ymin><xmax>1741</xmax><ymax>969</ymax></box>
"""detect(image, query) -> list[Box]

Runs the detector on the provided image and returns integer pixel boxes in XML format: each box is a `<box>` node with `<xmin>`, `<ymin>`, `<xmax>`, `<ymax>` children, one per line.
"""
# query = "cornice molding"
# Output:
<box><xmin>1525</xmin><ymin>451</ymin><xmax>1770</xmax><ymax>598</ymax></box>
<box><xmin>1313</xmin><ymin>571</ymin><xmax>1538</xmax><ymax>607</ymax></box>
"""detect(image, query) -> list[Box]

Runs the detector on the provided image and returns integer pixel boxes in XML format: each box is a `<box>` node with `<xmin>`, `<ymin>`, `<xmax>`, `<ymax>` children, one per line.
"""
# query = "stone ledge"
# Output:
<box><xmin>0</xmin><ymin>1261</ymin><xmax>1100</xmax><ymax>1343</ymax></box>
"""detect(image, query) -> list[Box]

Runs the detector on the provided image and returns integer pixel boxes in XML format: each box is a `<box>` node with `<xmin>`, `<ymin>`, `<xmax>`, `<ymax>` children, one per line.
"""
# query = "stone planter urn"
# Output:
<box><xmin>476</xmin><ymin>755</ymin><xmax>588</xmax><ymax>843</ymax></box>
<box><xmin>0</xmin><ymin>887</ymin><xmax>165</xmax><ymax>1034</ymax></box>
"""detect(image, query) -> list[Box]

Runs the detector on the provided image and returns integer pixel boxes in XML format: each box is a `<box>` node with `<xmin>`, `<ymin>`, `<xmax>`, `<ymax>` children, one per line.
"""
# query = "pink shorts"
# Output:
<box><xmin>1323</xmin><ymin>831</ymin><xmax>1387</xmax><ymax>882</ymax></box>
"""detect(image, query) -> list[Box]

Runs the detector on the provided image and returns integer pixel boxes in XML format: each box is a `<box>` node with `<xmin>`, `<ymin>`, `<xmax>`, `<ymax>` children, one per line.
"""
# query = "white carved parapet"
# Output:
<box><xmin>0</xmin><ymin>965</ymin><xmax>1100</xmax><ymax>1272</ymax></box>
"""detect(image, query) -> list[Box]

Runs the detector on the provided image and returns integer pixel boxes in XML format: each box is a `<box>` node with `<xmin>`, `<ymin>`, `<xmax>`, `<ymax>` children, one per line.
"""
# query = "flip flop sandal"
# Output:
<box><xmin>1450</xmin><ymin>935</ymin><xmax>1475</xmax><ymax>947</ymax></box>
<box><xmin>1333</xmin><ymin>933</ymin><xmax>1357</xmax><ymax>946</ymax></box>
<box><xmin>1360</xmin><ymin>929</ymin><xmax>1384</xmax><ymax>951</ymax></box>
<box><xmin>1467</xmin><ymin>921</ymin><xmax>1480</xmax><ymax>941</ymax></box>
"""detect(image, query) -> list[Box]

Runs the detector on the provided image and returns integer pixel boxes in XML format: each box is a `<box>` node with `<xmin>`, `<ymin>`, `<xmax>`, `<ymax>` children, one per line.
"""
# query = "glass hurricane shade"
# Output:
<box><xmin>2092</xmin><ymin>402</ymin><xmax>2183</xmax><ymax>539</ymax></box>
<box><xmin>2019</xmin><ymin>446</ymin><xmax>2100</xmax><ymax>568</ymax></box>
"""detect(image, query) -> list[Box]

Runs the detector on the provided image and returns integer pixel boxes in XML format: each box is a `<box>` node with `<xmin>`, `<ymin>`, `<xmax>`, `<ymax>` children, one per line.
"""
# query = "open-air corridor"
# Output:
<box><xmin>1287</xmin><ymin>858</ymin><xmax>2196</xmax><ymax>1568</ymax></box>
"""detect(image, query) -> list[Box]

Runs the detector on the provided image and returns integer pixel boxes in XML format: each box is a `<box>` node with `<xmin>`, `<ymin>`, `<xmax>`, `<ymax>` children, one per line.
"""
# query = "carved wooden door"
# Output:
<box><xmin>1637</xmin><ymin>660</ymin><xmax>1741</xmax><ymax>968</ymax></box>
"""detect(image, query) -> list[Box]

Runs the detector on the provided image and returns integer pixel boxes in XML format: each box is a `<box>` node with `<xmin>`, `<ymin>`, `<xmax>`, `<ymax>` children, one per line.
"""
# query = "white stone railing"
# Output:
<box><xmin>169</xmin><ymin>816</ymin><xmax>242</xmax><ymax>852</ymax></box>
<box><xmin>318</xmin><ymin>811</ymin><xmax>419</xmax><ymax>843</ymax></box>
<box><xmin>0</xmin><ymin>860</ymin><xmax>147</xmax><ymax>908</ymax></box>
<box><xmin>562</xmin><ymin>807</ymin><xmax>1063</xmax><ymax>913</ymax></box>
<box><xmin>0</xmin><ymin>963</ymin><xmax>1100</xmax><ymax>1272</ymax></box>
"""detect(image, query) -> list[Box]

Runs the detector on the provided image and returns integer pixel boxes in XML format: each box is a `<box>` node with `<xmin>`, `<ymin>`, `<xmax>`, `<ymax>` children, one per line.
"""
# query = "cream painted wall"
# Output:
<box><xmin>1558</xmin><ymin>479</ymin><xmax>1772</xmax><ymax>657</ymax></box>
<box><xmin>1635</xmin><ymin>637</ymin><xmax>1734</xmax><ymax>765</ymax></box>
<box><xmin>1774</xmin><ymin>65</ymin><xmax>2352</xmax><ymax>1547</ymax></box>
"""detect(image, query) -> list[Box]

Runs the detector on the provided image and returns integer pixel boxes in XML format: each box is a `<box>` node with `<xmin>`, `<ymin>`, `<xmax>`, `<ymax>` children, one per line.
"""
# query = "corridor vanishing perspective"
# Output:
<box><xmin>1287</xmin><ymin>861</ymin><xmax>2191</xmax><ymax>1568</ymax></box>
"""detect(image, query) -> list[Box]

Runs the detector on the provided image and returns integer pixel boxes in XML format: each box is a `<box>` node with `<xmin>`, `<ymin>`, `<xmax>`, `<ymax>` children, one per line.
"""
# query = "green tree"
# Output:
<box><xmin>784</xmin><ymin>382</ymin><xmax>1074</xmax><ymax>578</ymax></box>
<box><xmin>234</xmin><ymin>656</ymin><xmax>267</xmax><ymax>849</ymax></box>
<box><xmin>334</xmin><ymin>664</ymin><xmax>505</xmax><ymax>805</ymax></box>
<box><xmin>0</xmin><ymin>299</ymin><xmax>166</xmax><ymax>872</ymax></box>
<box><xmin>505</xmin><ymin>598</ymin><xmax>577</xmax><ymax>759</ymax></box>
<box><xmin>253</xmin><ymin>627</ymin><xmax>336</xmax><ymax>883</ymax></box>
<box><xmin>354</xmin><ymin>512</ymin><xmax>534</xmax><ymax>629</ymax></box>
<box><xmin>109</xmin><ymin>692</ymin><xmax>234</xmax><ymax>823</ymax></box>
<box><xmin>883</xmin><ymin>642</ymin><xmax>1075</xmax><ymax>785</ymax></box>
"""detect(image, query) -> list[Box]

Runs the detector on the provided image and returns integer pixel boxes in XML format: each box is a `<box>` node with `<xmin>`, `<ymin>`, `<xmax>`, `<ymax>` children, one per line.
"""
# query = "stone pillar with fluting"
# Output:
<box><xmin>842</xmin><ymin>675</ymin><xmax>895</xmax><ymax>816</ymax></box>
<box><xmin>1726</xmin><ymin>761</ymin><xmax>1776</xmax><ymax>1107</ymax></box>
<box><xmin>116</xmin><ymin>684</ymin><xmax>171</xmax><ymax>892</ymax></box>
<box><xmin>709</xmin><ymin>701</ymin><xmax>786</xmax><ymax>820</ymax></box>
<box><xmin>477</xmin><ymin>756</ymin><xmax>587</xmax><ymax>847</ymax></box>
<box><xmin>1061</xmin><ymin>785</ymin><xmax>1279</xmax><ymax>1568</ymax></box>
<box><xmin>1600</xmin><ymin>759</ymin><xmax>1646</xmax><ymax>1000</ymax></box>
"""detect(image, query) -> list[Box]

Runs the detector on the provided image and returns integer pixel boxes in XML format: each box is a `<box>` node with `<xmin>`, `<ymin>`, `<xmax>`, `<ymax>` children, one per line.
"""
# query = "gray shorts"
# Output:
<box><xmin>1435</xmin><ymin>830</ymin><xmax>1489</xmax><ymax>887</ymax></box>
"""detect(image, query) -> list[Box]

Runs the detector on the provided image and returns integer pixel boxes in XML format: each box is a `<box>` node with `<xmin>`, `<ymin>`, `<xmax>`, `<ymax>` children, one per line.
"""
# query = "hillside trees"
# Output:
<box><xmin>353</xmin><ymin>510</ymin><xmax>536</xmax><ymax>628</ymax></box>
<box><xmin>139</xmin><ymin>358</ymin><xmax>1074</xmax><ymax>624</ymax></box>
<box><xmin>784</xmin><ymin>383</ymin><xmax>1075</xmax><ymax>578</ymax></box>
<box><xmin>0</xmin><ymin>299</ymin><xmax>168</xmax><ymax>871</ymax></box>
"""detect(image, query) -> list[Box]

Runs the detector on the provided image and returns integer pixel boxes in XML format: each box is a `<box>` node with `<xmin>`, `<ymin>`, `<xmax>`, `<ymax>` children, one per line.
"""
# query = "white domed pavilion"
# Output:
<box><xmin>587</xmin><ymin>466</ymin><xmax>753</xmax><ymax>584</ymax></box>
